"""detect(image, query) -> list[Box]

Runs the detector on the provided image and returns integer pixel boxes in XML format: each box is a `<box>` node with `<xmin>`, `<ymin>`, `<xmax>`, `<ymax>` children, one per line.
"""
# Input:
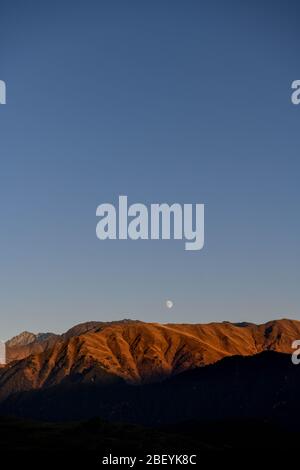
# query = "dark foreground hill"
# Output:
<box><xmin>1</xmin><ymin>352</ymin><xmax>300</xmax><ymax>456</ymax></box>
<box><xmin>0</xmin><ymin>415</ymin><xmax>299</xmax><ymax>456</ymax></box>
<box><xmin>1</xmin><ymin>351</ymin><xmax>299</xmax><ymax>430</ymax></box>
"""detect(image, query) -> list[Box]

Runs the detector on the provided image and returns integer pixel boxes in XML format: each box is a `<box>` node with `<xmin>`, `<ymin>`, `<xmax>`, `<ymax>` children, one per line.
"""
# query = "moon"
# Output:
<box><xmin>166</xmin><ymin>300</ymin><xmax>174</xmax><ymax>309</ymax></box>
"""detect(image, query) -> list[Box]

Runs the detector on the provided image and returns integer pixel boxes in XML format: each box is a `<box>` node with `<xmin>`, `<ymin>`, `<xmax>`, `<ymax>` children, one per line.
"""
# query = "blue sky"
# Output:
<box><xmin>0</xmin><ymin>0</ymin><xmax>299</xmax><ymax>338</ymax></box>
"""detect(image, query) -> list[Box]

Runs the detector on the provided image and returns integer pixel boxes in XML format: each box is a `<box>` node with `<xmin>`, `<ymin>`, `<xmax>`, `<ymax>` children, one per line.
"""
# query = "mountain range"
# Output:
<box><xmin>1</xmin><ymin>318</ymin><xmax>299</xmax><ymax>405</ymax></box>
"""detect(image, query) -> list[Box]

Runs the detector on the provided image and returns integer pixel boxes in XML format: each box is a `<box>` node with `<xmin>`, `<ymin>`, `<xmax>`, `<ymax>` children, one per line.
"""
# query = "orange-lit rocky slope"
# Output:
<box><xmin>1</xmin><ymin>319</ymin><xmax>299</xmax><ymax>401</ymax></box>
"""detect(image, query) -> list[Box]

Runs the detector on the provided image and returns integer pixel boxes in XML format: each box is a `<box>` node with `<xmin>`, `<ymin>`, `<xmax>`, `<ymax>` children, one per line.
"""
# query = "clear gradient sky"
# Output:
<box><xmin>1</xmin><ymin>0</ymin><xmax>299</xmax><ymax>338</ymax></box>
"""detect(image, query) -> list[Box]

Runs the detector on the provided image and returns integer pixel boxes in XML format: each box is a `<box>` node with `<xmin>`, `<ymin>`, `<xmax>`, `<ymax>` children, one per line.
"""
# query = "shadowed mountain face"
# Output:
<box><xmin>1</xmin><ymin>351</ymin><xmax>299</xmax><ymax>431</ymax></box>
<box><xmin>0</xmin><ymin>319</ymin><xmax>299</xmax><ymax>403</ymax></box>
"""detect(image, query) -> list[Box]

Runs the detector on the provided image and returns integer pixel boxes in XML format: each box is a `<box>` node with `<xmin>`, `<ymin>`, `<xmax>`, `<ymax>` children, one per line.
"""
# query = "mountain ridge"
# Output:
<box><xmin>1</xmin><ymin>318</ymin><xmax>299</xmax><ymax>403</ymax></box>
